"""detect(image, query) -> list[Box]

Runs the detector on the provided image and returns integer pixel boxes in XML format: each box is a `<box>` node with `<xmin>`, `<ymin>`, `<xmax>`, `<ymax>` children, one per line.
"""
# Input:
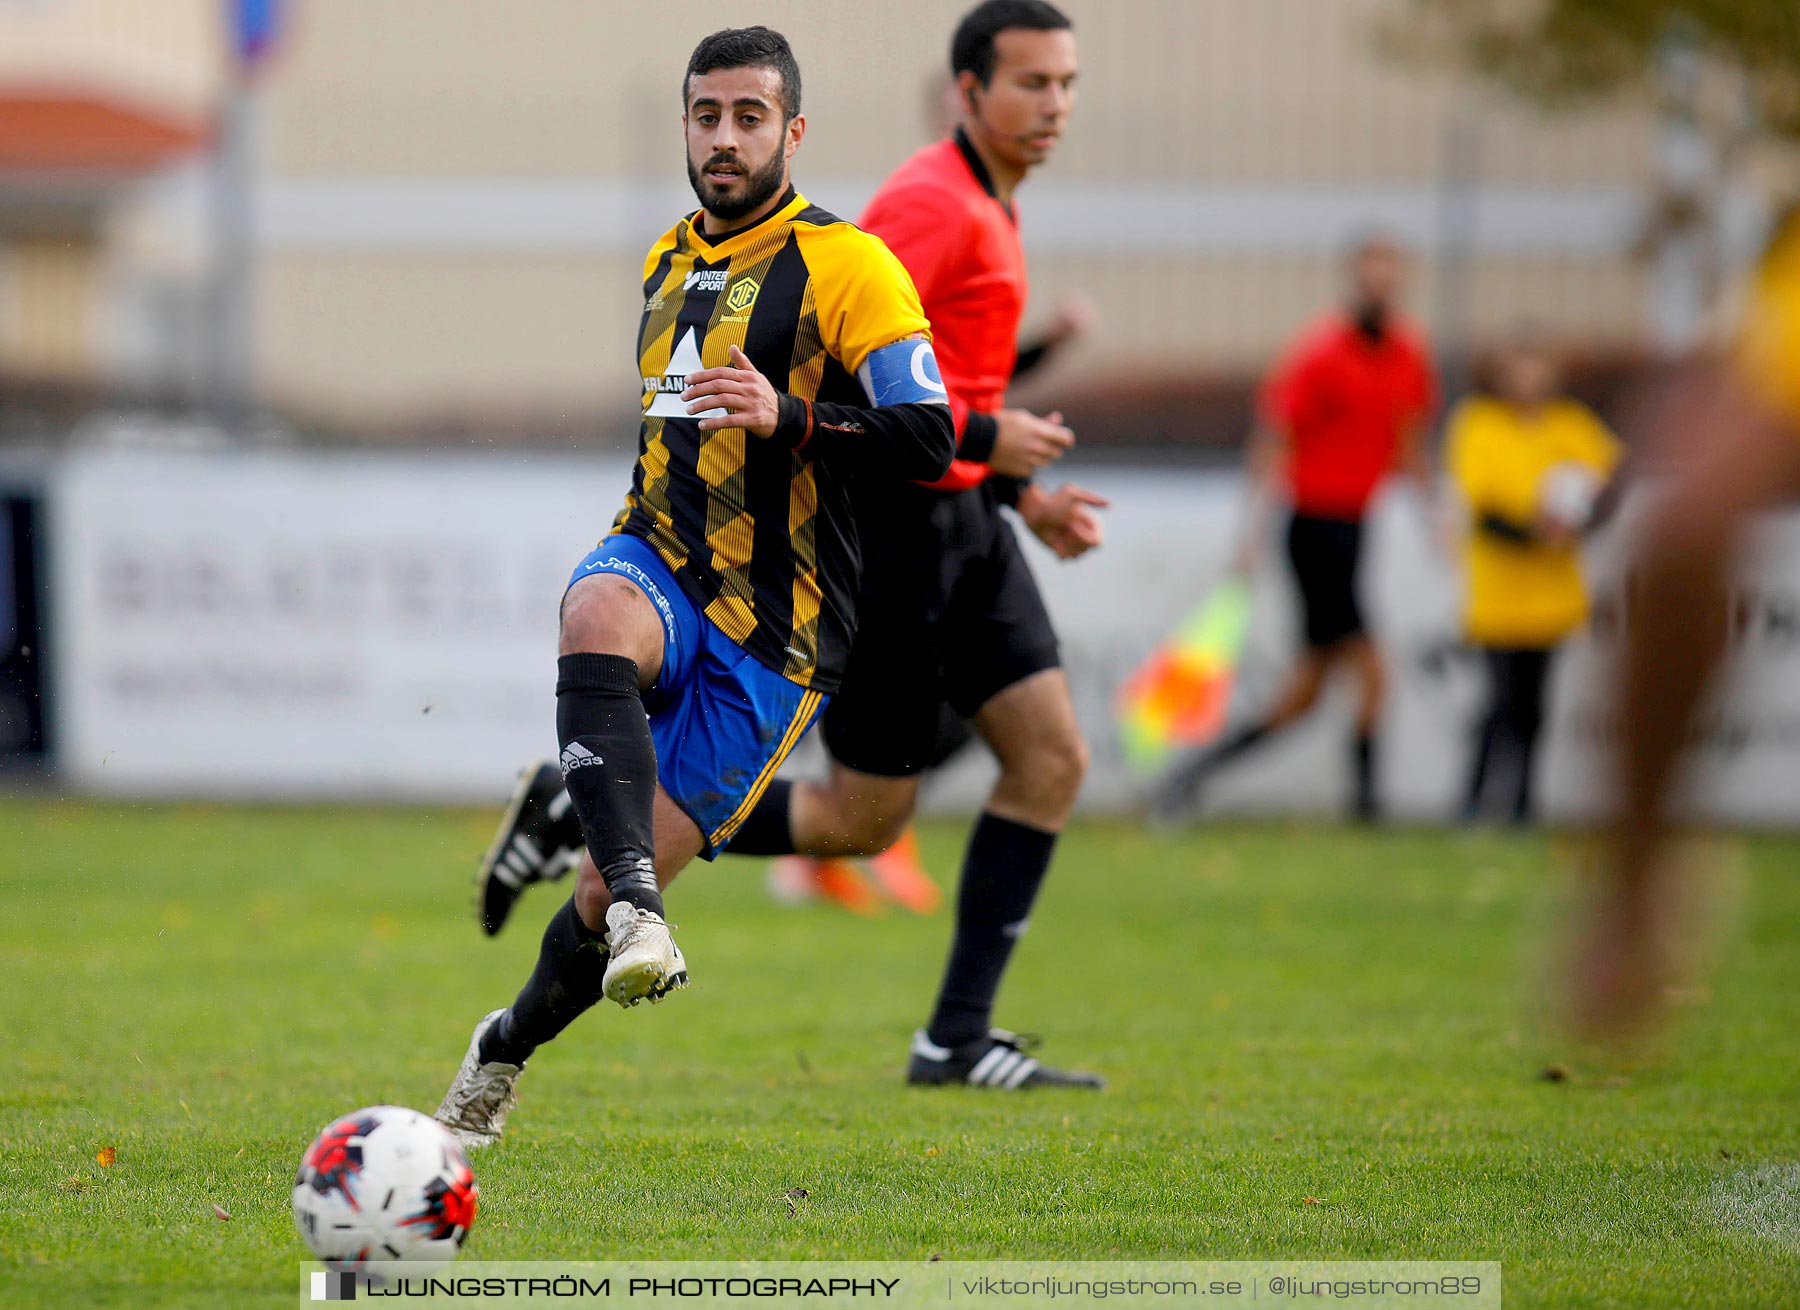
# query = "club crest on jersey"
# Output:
<box><xmin>683</xmin><ymin>268</ymin><xmax>729</xmax><ymax>293</ymax></box>
<box><xmin>724</xmin><ymin>277</ymin><xmax>760</xmax><ymax>314</ymax></box>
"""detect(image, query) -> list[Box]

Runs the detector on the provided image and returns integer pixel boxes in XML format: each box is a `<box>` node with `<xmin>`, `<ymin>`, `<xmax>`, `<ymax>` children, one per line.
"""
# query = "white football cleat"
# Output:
<box><xmin>433</xmin><ymin>1009</ymin><xmax>522</xmax><ymax>1151</ymax></box>
<box><xmin>601</xmin><ymin>902</ymin><xmax>688</xmax><ymax>1008</ymax></box>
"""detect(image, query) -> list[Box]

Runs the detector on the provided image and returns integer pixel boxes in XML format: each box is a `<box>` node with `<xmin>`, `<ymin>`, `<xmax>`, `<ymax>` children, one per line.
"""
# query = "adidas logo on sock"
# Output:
<box><xmin>560</xmin><ymin>742</ymin><xmax>604</xmax><ymax>775</ymax></box>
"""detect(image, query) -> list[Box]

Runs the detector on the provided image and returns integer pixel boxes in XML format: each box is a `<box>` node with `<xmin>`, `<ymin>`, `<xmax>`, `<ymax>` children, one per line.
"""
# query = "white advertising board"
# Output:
<box><xmin>50</xmin><ymin>449</ymin><xmax>1800</xmax><ymax>823</ymax></box>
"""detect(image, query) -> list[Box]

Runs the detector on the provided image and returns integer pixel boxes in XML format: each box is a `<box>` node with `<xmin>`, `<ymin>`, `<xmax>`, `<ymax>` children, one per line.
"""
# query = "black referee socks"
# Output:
<box><xmin>555</xmin><ymin>652</ymin><xmax>664</xmax><ymax>919</ymax></box>
<box><xmin>480</xmin><ymin>896</ymin><xmax>609</xmax><ymax>1066</ymax></box>
<box><xmin>926</xmin><ymin>812</ymin><xmax>1058</xmax><ymax>1049</ymax></box>
<box><xmin>721</xmin><ymin>779</ymin><xmax>796</xmax><ymax>856</ymax></box>
<box><xmin>1352</xmin><ymin>731</ymin><xmax>1380</xmax><ymax>821</ymax></box>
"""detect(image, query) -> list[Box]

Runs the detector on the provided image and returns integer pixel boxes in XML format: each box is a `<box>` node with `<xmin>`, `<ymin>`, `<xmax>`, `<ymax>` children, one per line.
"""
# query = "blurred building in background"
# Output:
<box><xmin>2</xmin><ymin>0</ymin><xmax>1786</xmax><ymax>444</ymax></box>
<box><xmin>0</xmin><ymin>0</ymin><xmax>222</xmax><ymax>407</ymax></box>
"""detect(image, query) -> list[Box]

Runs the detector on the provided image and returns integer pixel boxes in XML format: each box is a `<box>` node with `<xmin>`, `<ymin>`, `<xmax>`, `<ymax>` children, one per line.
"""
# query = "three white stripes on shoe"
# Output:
<box><xmin>493</xmin><ymin>834</ymin><xmax>542</xmax><ymax>888</ymax></box>
<box><xmin>911</xmin><ymin>1029</ymin><xmax>1039</xmax><ymax>1088</ymax></box>
<box><xmin>967</xmin><ymin>1043</ymin><xmax>1039</xmax><ymax>1088</ymax></box>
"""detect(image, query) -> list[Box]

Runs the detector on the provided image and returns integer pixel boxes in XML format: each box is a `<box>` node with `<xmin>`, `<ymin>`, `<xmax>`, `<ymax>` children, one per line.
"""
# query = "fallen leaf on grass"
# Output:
<box><xmin>95</xmin><ymin>1147</ymin><xmax>116</xmax><ymax>1167</ymax></box>
<box><xmin>212</xmin><ymin>1204</ymin><xmax>232</xmax><ymax>1221</ymax></box>
<box><xmin>1302</xmin><ymin>1197</ymin><xmax>1323</xmax><ymax>1206</ymax></box>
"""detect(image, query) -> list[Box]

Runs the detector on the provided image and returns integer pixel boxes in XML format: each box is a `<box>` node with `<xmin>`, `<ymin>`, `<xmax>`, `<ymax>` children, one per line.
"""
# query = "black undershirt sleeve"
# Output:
<box><xmin>1476</xmin><ymin>511</ymin><xmax>1537</xmax><ymax>545</ymax></box>
<box><xmin>771</xmin><ymin>395</ymin><xmax>955</xmax><ymax>483</ymax></box>
<box><xmin>958</xmin><ymin>411</ymin><xmax>1000</xmax><ymax>464</ymax></box>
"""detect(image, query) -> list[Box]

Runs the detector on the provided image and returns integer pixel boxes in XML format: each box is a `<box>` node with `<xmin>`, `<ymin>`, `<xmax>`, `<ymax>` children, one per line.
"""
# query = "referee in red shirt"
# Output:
<box><xmin>1157</xmin><ymin>236</ymin><xmax>1437</xmax><ymax>821</ymax></box>
<box><xmin>721</xmin><ymin>0</ymin><xmax>1110</xmax><ymax>1088</ymax></box>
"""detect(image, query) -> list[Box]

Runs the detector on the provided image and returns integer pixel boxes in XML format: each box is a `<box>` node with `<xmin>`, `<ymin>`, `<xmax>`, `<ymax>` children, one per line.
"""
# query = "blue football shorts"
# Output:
<box><xmin>565</xmin><ymin>534</ymin><xmax>826</xmax><ymax>857</ymax></box>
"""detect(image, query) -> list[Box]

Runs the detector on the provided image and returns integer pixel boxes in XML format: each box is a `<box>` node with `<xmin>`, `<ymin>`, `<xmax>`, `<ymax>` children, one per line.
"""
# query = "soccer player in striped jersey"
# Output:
<box><xmin>476</xmin><ymin>1</ymin><xmax>1107</xmax><ymax>1092</ymax></box>
<box><xmin>436</xmin><ymin>26</ymin><xmax>954</xmax><ymax>1150</ymax></box>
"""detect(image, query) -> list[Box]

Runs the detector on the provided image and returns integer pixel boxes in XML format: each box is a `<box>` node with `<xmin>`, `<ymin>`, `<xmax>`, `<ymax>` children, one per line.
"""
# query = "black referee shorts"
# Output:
<box><xmin>821</xmin><ymin>480</ymin><xmax>1061</xmax><ymax>778</ymax></box>
<box><xmin>1285</xmin><ymin>511</ymin><xmax>1368</xmax><ymax>650</ymax></box>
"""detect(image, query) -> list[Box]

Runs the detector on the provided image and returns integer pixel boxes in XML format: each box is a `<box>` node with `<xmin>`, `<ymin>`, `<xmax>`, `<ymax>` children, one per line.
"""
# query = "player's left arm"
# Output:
<box><xmin>681</xmin><ymin>339</ymin><xmax>954</xmax><ymax>483</ymax></box>
<box><xmin>781</xmin><ymin>227</ymin><xmax>964</xmax><ymax>478</ymax></box>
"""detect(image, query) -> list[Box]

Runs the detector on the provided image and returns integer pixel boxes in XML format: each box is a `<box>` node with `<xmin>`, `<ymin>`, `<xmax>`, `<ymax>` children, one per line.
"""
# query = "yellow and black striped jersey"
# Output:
<box><xmin>613</xmin><ymin>187</ymin><xmax>952</xmax><ymax>692</ymax></box>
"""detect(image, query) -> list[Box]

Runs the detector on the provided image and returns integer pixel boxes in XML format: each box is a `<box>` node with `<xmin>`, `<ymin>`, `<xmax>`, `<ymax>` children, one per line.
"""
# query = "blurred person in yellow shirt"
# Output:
<box><xmin>1579</xmin><ymin>205</ymin><xmax>1800</xmax><ymax>1036</ymax></box>
<box><xmin>1448</xmin><ymin>330</ymin><xmax>1623</xmax><ymax>824</ymax></box>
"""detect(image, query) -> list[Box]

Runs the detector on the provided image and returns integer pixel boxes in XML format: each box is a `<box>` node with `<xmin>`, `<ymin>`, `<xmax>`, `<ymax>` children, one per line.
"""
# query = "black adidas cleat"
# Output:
<box><xmin>906</xmin><ymin>1028</ymin><xmax>1106</xmax><ymax>1090</ymax></box>
<box><xmin>476</xmin><ymin>761</ymin><xmax>582</xmax><ymax>936</ymax></box>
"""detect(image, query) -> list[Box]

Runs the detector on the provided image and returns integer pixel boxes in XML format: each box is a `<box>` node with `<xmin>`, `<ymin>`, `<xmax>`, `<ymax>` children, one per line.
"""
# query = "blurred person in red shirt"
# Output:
<box><xmin>1155</xmin><ymin>236</ymin><xmax>1437</xmax><ymax>822</ymax></box>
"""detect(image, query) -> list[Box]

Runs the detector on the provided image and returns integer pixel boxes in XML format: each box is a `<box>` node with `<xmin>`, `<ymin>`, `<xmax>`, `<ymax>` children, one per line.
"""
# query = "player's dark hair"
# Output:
<box><xmin>684</xmin><ymin>27</ymin><xmax>802</xmax><ymax>121</ymax></box>
<box><xmin>951</xmin><ymin>0</ymin><xmax>1072</xmax><ymax>86</ymax></box>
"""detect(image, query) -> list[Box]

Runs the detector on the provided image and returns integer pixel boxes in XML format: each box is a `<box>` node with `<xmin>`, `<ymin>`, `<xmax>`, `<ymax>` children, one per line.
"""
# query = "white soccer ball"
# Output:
<box><xmin>1538</xmin><ymin>462</ymin><xmax>1601</xmax><ymax>533</ymax></box>
<box><xmin>292</xmin><ymin>1106</ymin><xmax>478</xmax><ymax>1266</ymax></box>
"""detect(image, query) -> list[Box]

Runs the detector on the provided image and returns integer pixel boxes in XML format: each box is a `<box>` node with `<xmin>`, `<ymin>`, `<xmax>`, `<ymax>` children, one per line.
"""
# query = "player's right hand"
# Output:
<box><xmin>989</xmin><ymin>408</ymin><xmax>1074</xmax><ymax>478</ymax></box>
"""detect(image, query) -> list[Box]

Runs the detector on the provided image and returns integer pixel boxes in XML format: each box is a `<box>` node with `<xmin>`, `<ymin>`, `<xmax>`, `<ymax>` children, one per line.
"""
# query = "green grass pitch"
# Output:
<box><xmin>3</xmin><ymin>797</ymin><xmax>1798</xmax><ymax>1308</ymax></box>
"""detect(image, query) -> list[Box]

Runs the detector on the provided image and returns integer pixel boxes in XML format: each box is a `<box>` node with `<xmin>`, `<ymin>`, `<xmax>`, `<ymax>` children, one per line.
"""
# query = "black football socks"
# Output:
<box><xmin>555</xmin><ymin>653</ymin><xmax>664</xmax><ymax>919</ymax></box>
<box><xmin>480</xmin><ymin>897</ymin><xmax>608</xmax><ymax>1066</ymax></box>
<box><xmin>1171</xmin><ymin>722</ymin><xmax>1270</xmax><ymax>792</ymax></box>
<box><xmin>926</xmin><ymin>812</ymin><xmax>1058</xmax><ymax>1048</ymax></box>
<box><xmin>1352</xmin><ymin>731</ymin><xmax>1380</xmax><ymax>820</ymax></box>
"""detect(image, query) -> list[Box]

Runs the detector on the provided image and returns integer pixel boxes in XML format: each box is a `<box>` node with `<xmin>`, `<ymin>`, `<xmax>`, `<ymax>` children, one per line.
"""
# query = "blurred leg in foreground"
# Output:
<box><xmin>1583</xmin><ymin>366</ymin><xmax>1800</xmax><ymax>1035</ymax></box>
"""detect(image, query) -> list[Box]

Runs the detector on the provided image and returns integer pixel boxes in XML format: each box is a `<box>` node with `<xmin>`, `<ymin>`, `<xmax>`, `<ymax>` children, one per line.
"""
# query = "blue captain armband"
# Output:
<box><xmin>857</xmin><ymin>337</ymin><xmax>949</xmax><ymax>407</ymax></box>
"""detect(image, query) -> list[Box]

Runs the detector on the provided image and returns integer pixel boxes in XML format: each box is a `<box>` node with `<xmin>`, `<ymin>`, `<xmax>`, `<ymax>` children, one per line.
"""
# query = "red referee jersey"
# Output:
<box><xmin>1260</xmin><ymin>313</ymin><xmax>1436</xmax><ymax>520</ymax></box>
<box><xmin>860</xmin><ymin>130</ymin><xmax>1026</xmax><ymax>492</ymax></box>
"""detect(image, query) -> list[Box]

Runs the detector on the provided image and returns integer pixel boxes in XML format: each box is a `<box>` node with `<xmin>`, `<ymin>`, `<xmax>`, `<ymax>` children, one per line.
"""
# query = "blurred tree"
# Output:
<box><xmin>1389</xmin><ymin>2</ymin><xmax>1798</xmax><ymax>348</ymax></box>
<box><xmin>1388</xmin><ymin>1</ymin><xmax>1799</xmax><ymax>139</ymax></box>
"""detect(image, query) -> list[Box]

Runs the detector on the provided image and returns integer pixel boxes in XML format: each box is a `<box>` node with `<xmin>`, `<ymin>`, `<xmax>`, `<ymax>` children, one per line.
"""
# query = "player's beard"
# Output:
<box><xmin>686</xmin><ymin>146</ymin><xmax>787</xmax><ymax>222</ymax></box>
